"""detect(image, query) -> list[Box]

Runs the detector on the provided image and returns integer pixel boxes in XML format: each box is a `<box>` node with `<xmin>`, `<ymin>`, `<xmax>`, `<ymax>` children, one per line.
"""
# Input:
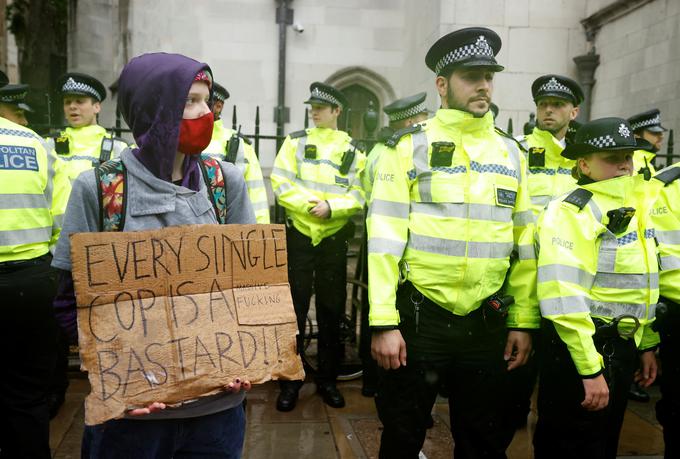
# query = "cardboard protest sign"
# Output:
<box><xmin>70</xmin><ymin>224</ymin><xmax>304</xmax><ymax>425</ymax></box>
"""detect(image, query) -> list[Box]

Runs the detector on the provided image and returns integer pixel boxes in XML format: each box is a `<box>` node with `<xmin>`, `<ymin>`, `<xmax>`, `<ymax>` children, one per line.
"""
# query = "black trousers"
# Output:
<box><xmin>534</xmin><ymin>320</ymin><xmax>638</xmax><ymax>459</ymax></box>
<box><xmin>375</xmin><ymin>282</ymin><xmax>515</xmax><ymax>459</ymax></box>
<box><xmin>657</xmin><ymin>305</ymin><xmax>680</xmax><ymax>459</ymax></box>
<box><xmin>281</xmin><ymin>224</ymin><xmax>348</xmax><ymax>388</ymax></box>
<box><xmin>0</xmin><ymin>257</ymin><xmax>58</xmax><ymax>459</ymax></box>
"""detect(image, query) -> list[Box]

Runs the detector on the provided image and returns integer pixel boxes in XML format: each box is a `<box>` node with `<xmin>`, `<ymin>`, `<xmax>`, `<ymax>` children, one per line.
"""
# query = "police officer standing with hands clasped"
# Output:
<box><xmin>367</xmin><ymin>27</ymin><xmax>538</xmax><ymax>458</ymax></box>
<box><xmin>271</xmin><ymin>82</ymin><xmax>366</xmax><ymax>412</ymax></box>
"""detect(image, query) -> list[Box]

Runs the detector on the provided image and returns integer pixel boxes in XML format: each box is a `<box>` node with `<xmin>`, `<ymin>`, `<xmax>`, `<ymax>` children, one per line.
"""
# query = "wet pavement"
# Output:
<box><xmin>51</xmin><ymin>375</ymin><xmax>665</xmax><ymax>458</ymax></box>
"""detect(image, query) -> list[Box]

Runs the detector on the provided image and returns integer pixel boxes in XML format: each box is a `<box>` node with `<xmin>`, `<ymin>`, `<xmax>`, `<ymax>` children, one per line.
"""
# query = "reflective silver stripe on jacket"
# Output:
<box><xmin>657</xmin><ymin>230</ymin><xmax>680</xmax><ymax>245</ymax></box>
<box><xmin>0</xmin><ymin>226</ymin><xmax>53</xmax><ymax>246</ymax></box>
<box><xmin>514</xmin><ymin>243</ymin><xmax>536</xmax><ymax>260</ymax></box>
<box><xmin>410</xmin><ymin>202</ymin><xmax>512</xmax><ymax>222</ymax></box>
<box><xmin>408</xmin><ymin>233</ymin><xmax>513</xmax><ymax>259</ymax></box>
<box><xmin>539</xmin><ymin>263</ymin><xmax>659</xmax><ymax>290</ymax></box>
<box><xmin>369</xmin><ymin>199</ymin><xmax>410</xmax><ymax>219</ymax></box>
<box><xmin>661</xmin><ymin>255</ymin><xmax>680</xmax><ymax>271</ymax></box>
<box><xmin>369</xmin><ymin>237</ymin><xmax>406</xmax><ymax>257</ymax></box>
<box><xmin>0</xmin><ymin>194</ymin><xmax>47</xmax><ymax>210</ymax></box>
<box><xmin>531</xmin><ymin>195</ymin><xmax>551</xmax><ymax>209</ymax></box>
<box><xmin>540</xmin><ymin>295</ymin><xmax>653</xmax><ymax>319</ymax></box>
<box><xmin>512</xmin><ymin>210</ymin><xmax>534</xmax><ymax>226</ymax></box>
<box><xmin>271</xmin><ymin>166</ymin><xmax>297</xmax><ymax>181</ymax></box>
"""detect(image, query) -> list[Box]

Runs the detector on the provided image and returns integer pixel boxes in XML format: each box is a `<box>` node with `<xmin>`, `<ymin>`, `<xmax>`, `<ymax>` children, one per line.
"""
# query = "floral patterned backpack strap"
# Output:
<box><xmin>199</xmin><ymin>156</ymin><xmax>228</xmax><ymax>224</ymax></box>
<box><xmin>95</xmin><ymin>159</ymin><xmax>127</xmax><ymax>231</ymax></box>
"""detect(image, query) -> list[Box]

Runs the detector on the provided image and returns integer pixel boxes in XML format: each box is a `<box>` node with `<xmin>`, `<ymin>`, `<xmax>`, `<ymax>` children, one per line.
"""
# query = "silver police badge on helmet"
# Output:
<box><xmin>618</xmin><ymin>123</ymin><xmax>630</xmax><ymax>138</ymax></box>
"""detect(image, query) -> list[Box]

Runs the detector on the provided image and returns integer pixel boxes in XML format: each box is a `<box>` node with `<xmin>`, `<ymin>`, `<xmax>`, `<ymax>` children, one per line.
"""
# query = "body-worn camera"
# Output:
<box><xmin>606</xmin><ymin>207</ymin><xmax>635</xmax><ymax>234</ymax></box>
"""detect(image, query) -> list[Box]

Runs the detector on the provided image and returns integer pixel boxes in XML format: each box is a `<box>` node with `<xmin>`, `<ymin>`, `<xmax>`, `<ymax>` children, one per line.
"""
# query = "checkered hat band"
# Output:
<box><xmin>214</xmin><ymin>93</ymin><xmax>227</xmax><ymax>102</ymax></box>
<box><xmin>538</xmin><ymin>78</ymin><xmax>574</xmax><ymax>98</ymax></box>
<box><xmin>435</xmin><ymin>42</ymin><xmax>494</xmax><ymax>74</ymax></box>
<box><xmin>311</xmin><ymin>88</ymin><xmax>342</xmax><ymax>108</ymax></box>
<box><xmin>388</xmin><ymin>102</ymin><xmax>427</xmax><ymax>122</ymax></box>
<box><xmin>0</xmin><ymin>93</ymin><xmax>26</xmax><ymax>102</ymax></box>
<box><xmin>585</xmin><ymin>135</ymin><xmax>617</xmax><ymax>148</ymax></box>
<box><xmin>62</xmin><ymin>78</ymin><xmax>101</xmax><ymax>101</ymax></box>
<box><xmin>630</xmin><ymin>115</ymin><xmax>661</xmax><ymax>131</ymax></box>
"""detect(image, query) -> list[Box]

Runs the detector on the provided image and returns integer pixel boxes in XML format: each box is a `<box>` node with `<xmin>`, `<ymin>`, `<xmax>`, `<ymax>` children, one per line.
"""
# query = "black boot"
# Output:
<box><xmin>277</xmin><ymin>383</ymin><xmax>300</xmax><ymax>412</ymax></box>
<box><xmin>317</xmin><ymin>382</ymin><xmax>345</xmax><ymax>408</ymax></box>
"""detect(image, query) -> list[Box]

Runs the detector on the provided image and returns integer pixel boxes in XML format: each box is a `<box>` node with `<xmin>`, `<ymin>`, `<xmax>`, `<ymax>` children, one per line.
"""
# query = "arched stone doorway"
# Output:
<box><xmin>324</xmin><ymin>66</ymin><xmax>396</xmax><ymax>140</ymax></box>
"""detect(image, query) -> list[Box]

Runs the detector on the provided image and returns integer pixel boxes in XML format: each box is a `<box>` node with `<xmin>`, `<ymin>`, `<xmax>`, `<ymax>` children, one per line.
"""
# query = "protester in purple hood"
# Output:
<box><xmin>51</xmin><ymin>52</ymin><xmax>256</xmax><ymax>458</ymax></box>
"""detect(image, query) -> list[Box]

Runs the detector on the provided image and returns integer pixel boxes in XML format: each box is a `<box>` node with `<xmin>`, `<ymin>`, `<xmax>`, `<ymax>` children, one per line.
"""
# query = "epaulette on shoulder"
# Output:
<box><xmin>289</xmin><ymin>129</ymin><xmax>307</xmax><ymax>139</ymax></box>
<box><xmin>385</xmin><ymin>123</ymin><xmax>423</xmax><ymax>148</ymax></box>
<box><xmin>237</xmin><ymin>132</ymin><xmax>252</xmax><ymax>145</ymax></box>
<box><xmin>654</xmin><ymin>166</ymin><xmax>680</xmax><ymax>186</ymax></box>
<box><xmin>495</xmin><ymin>127</ymin><xmax>527</xmax><ymax>152</ymax></box>
<box><xmin>563</xmin><ymin>188</ymin><xmax>593</xmax><ymax>210</ymax></box>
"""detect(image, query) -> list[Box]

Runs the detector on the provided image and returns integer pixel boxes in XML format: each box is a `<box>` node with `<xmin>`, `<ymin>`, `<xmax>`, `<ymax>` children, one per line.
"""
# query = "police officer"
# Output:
<box><xmin>517</xmin><ymin>74</ymin><xmax>584</xmax><ymax>216</ymax></box>
<box><xmin>359</xmin><ymin>93</ymin><xmax>429</xmax><ymax>397</ymax></box>
<box><xmin>202</xmin><ymin>81</ymin><xmax>270</xmax><ymax>223</ymax></box>
<box><xmin>271</xmin><ymin>82</ymin><xmax>366</xmax><ymax>411</ymax></box>
<box><xmin>649</xmin><ymin>164</ymin><xmax>680</xmax><ymax>458</ymax></box>
<box><xmin>628</xmin><ymin>108</ymin><xmax>668</xmax><ymax>179</ymax></box>
<box><xmin>508</xmin><ymin>74</ymin><xmax>585</xmax><ymax>428</ymax></box>
<box><xmin>0</xmin><ymin>70</ymin><xmax>71</xmax><ymax>458</ymax></box>
<box><xmin>0</xmin><ymin>83</ymin><xmax>33</xmax><ymax>127</ymax></box>
<box><xmin>534</xmin><ymin>118</ymin><xmax>659</xmax><ymax>458</ymax></box>
<box><xmin>361</xmin><ymin>92</ymin><xmax>429</xmax><ymax>202</ymax></box>
<box><xmin>368</xmin><ymin>28</ymin><xmax>537</xmax><ymax>458</ymax></box>
<box><xmin>47</xmin><ymin>72</ymin><xmax>128</xmax><ymax>181</ymax></box>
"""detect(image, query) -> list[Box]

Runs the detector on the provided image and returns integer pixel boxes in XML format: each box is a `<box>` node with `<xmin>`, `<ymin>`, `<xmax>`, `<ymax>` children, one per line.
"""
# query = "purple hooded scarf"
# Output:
<box><xmin>117</xmin><ymin>52</ymin><xmax>212</xmax><ymax>191</ymax></box>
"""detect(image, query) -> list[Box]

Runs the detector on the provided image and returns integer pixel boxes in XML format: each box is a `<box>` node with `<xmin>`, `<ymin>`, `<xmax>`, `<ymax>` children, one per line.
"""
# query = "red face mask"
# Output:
<box><xmin>177</xmin><ymin>112</ymin><xmax>214</xmax><ymax>155</ymax></box>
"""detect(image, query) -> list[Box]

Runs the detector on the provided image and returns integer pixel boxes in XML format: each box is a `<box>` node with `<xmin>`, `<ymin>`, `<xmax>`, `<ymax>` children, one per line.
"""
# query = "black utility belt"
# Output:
<box><xmin>397</xmin><ymin>281</ymin><xmax>512</xmax><ymax>332</ymax></box>
<box><xmin>0</xmin><ymin>253</ymin><xmax>51</xmax><ymax>270</ymax></box>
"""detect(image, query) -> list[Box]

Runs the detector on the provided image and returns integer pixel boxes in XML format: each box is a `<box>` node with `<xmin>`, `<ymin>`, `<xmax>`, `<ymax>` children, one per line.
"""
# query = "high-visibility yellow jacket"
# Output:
<box><xmin>0</xmin><ymin>118</ymin><xmax>71</xmax><ymax>262</ymax></box>
<box><xmin>45</xmin><ymin>125</ymin><xmax>128</xmax><ymax>182</ymax></box>
<box><xmin>536</xmin><ymin>174</ymin><xmax>661</xmax><ymax>376</ymax></box>
<box><xmin>361</xmin><ymin>142</ymin><xmax>391</xmax><ymax>203</ymax></box>
<box><xmin>271</xmin><ymin>127</ymin><xmax>366</xmax><ymax>246</ymax></box>
<box><xmin>202</xmin><ymin>119</ymin><xmax>270</xmax><ymax>223</ymax></box>
<box><xmin>633</xmin><ymin>149</ymin><xmax>657</xmax><ymax>178</ymax></box>
<box><xmin>517</xmin><ymin>127</ymin><xmax>576</xmax><ymax>217</ymax></box>
<box><xmin>367</xmin><ymin>109</ymin><xmax>538</xmax><ymax>328</ymax></box>
<box><xmin>651</xmin><ymin>165</ymin><xmax>680</xmax><ymax>303</ymax></box>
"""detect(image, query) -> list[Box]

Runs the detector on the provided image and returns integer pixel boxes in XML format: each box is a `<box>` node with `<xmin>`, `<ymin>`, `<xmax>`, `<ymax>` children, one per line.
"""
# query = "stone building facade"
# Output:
<box><xmin>3</xmin><ymin>0</ymin><xmax>678</xmax><ymax>168</ymax></box>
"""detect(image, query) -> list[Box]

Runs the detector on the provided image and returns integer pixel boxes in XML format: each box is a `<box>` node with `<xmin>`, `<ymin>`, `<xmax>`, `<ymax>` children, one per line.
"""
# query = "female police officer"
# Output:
<box><xmin>534</xmin><ymin>117</ymin><xmax>659</xmax><ymax>458</ymax></box>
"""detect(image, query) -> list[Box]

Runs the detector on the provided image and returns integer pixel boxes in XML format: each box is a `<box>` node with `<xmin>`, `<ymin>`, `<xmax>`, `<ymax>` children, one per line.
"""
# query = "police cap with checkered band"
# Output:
<box><xmin>627</xmin><ymin>108</ymin><xmax>667</xmax><ymax>134</ymax></box>
<box><xmin>212</xmin><ymin>82</ymin><xmax>230</xmax><ymax>102</ymax></box>
<box><xmin>0</xmin><ymin>84</ymin><xmax>33</xmax><ymax>112</ymax></box>
<box><xmin>304</xmin><ymin>82</ymin><xmax>348</xmax><ymax>110</ymax></box>
<box><xmin>562</xmin><ymin>117</ymin><xmax>653</xmax><ymax>160</ymax></box>
<box><xmin>425</xmin><ymin>27</ymin><xmax>504</xmax><ymax>75</ymax></box>
<box><xmin>384</xmin><ymin>92</ymin><xmax>428</xmax><ymax>122</ymax></box>
<box><xmin>57</xmin><ymin>72</ymin><xmax>107</xmax><ymax>102</ymax></box>
<box><xmin>532</xmin><ymin>74</ymin><xmax>584</xmax><ymax>106</ymax></box>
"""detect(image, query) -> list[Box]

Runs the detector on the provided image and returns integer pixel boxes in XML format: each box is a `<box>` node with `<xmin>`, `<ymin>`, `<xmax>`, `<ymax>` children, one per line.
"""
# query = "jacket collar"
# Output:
<box><xmin>121</xmin><ymin>149</ymin><xmax>212</xmax><ymax>217</ymax></box>
<box><xmin>434</xmin><ymin>108</ymin><xmax>494</xmax><ymax>134</ymax></box>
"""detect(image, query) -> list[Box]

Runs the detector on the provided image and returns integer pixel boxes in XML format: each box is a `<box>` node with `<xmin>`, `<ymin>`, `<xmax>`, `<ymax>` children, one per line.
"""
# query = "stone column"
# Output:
<box><xmin>573</xmin><ymin>51</ymin><xmax>600</xmax><ymax>122</ymax></box>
